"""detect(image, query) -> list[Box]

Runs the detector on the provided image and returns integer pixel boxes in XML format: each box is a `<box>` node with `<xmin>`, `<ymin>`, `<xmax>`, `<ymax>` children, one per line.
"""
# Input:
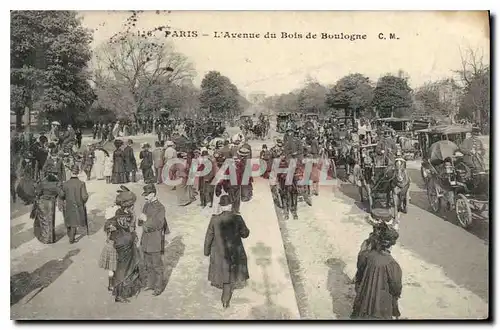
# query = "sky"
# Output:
<box><xmin>79</xmin><ymin>11</ymin><xmax>490</xmax><ymax>96</ymax></box>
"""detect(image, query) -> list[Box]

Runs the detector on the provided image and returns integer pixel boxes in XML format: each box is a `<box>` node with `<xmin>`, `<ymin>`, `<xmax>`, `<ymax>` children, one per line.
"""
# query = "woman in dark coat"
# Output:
<box><xmin>351</xmin><ymin>225</ymin><xmax>402</xmax><ymax>320</ymax></box>
<box><xmin>31</xmin><ymin>171</ymin><xmax>62</xmax><ymax>244</ymax></box>
<box><xmin>204</xmin><ymin>190</ymin><xmax>250</xmax><ymax>308</ymax></box>
<box><xmin>104</xmin><ymin>206</ymin><xmax>143</xmax><ymax>302</ymax></box>
<box><xmin>139</xmin><ymin>143</ymin><xmax>154</xmax><ymax>184</ymax></box>
<box><xmin>111</xmin><ymin>140</ymin><xmax>127</xmax><ymax>184</ymax></box>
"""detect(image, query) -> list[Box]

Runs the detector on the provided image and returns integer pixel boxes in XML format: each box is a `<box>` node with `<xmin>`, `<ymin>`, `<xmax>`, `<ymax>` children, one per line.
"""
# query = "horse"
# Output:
<box><xmin>391</xmin><ymin>158</ymin><xmax>411</xmax><ymax>216</ymax></box>
<box><xmin>251</xmin><ymin>121</ymin><xmax>266</xmax><ymax>140</ymax></box>
<box><xmin>353</xmin><ymin>154</ymin><xmax>375</xmax><ymax>213</ymax></box>
<box><xmin>334</xmin><ymin>139</ymin><xmax>357</xmax><ymax>180</ymax></box>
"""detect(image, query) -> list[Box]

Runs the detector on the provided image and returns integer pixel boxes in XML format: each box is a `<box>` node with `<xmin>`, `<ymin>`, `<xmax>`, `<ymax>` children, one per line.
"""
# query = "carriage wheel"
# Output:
<box><xmin>455</xmin><ymin>193</ymin><xmax>473</xmax><ymax>228</ymax></box>
<box><xmin>427</xmin><ymin>180</ymin><xmax>441</xmax><ymax>213</ymax></box>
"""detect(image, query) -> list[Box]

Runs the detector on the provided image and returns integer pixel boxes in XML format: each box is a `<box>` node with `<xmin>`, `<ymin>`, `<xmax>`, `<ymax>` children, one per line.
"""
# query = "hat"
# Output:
<box><xmin>142</xmin><ymin>183</ymin><xmax>157</xmax><ymax>196</ymax></box>
<box><xmin>237</xmin><ymin>147</ymin><xmax>251</xmax><ymax>157</ymax></box>
<box><xmin>179</xmin><ymin>152</ymin><xmax>188</xmax><ymax>159</ymax></box>
<box><xmin>219</xmin><ymin>194</ymin><xmax>232</xmax><ymax>207</ymax></box>
<box><xmin>51</xmin><ymin>121</ymin><xmax>60</xmax><ymax>126</ymax></box>
<box><xmin>166</xmin><ymin>141</ymin><xmax>174</xmax><ymax>146</ymax></box>
<box><xmin>276</xmin><ymin>139</ymin><xmax>283</xmax><ymax>146</ymax></box>
<box><xmin>377</xmin><ymin>226</ymin><xmax>399</xmax><ymax>247</ymax></box>
<box><xmin>142</xmin><ymin>143</ymin><xmax>150</xmax><ymax>149</ymax></box>
<box><xmin>71</xmin><ymin>165</ymin><xmax>80</xmax><ymax>175</ymax></box>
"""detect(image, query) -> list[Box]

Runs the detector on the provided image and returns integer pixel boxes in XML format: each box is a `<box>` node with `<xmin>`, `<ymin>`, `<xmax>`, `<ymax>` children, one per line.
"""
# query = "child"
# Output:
<box><xmin>104</xmin><ymin>154</ymin><xmax>113</xmax><ymax>184</ymax></box>
<box><xmin>99</xmin><ymin>205</ymin><xmax>119</xmax><ymax>292</ymax></box>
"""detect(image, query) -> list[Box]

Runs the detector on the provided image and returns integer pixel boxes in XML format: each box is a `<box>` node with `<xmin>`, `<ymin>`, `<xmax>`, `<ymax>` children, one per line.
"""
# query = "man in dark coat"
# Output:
<box><xmin>139</xmin><ymin>184</ymin><xmax>169</xmax><ymax>296</ymax></box>
<box><xmin>123</xmin><ymin>139</ymin><xmax>138</xmax><ymax>182</ymax></box>
<box><xmin>204</xmin><ymin>194</ymin><xmax>250</xmax><ymax>308</ymax></box>
<box><xmin>351</xmin><ymin>225</ymin><xmax>402</xmax><ymax>319</ymax></box>
<box><xmin>59</xmin><ymin>165</ymin><xmax>89</xmax><ymax>244</ymax></box>
<box><xmin>220</xmin><ymin>140</ymin><xmax>232</xmax><ymax>160</ymax></box>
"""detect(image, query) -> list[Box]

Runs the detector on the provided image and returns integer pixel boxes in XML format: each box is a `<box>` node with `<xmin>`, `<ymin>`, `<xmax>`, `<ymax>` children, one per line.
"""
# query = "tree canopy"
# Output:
<box><xmin>326</xmin><ymin>73</ymin><xmax>374</xmax><ymax>117</ymax></box>
<box><xmin>10</xmin><ymin>10</ymin><xmax>96</xmax><ymax>128</ymax></box>
<box><xmin>199</xmin><ymin>71</ymin><xmax>247</xmax><ymax>118</ymax></box>
<box><xmin>372</xmin><ymin>74</ymin><xmax>413</xmax><ymax>117</ymax></box>
<box><xmin>92</xmin><ymin>33</ymin><xmax>195</xmax><ymax>120</ymax></box>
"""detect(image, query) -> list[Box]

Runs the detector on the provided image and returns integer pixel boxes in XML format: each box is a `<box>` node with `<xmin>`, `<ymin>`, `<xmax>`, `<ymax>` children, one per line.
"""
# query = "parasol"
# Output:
<box><xmin>428</xmin><ymin>140</ymin><xmax>459</xmax><ymax>163</ymax></box>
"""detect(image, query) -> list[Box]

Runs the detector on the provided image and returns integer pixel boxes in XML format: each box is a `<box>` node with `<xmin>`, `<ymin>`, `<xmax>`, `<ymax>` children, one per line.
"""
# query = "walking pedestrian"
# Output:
<box><xmin>123</xmin><ymin>139</ymin><xmax>137</xmax><ymax>183</ymax></box>
<box><xmin>351</xmin><ymin>224</ymin><xmax>402</xmax><ymax>320</ymax></box>
<box><xmin>99</xmin><ymin>205</ymin><xmax>119</xmax><ymax>292</ymax></box>
<box><xmin>139</xmin><ymin>184</ymin><xmax>169</xmax><ymax>296</ymax></box>
<box><xmin>204</xmin><ymin>192</ymin><xmax>250</xmax><ymax>308</ymax></box>
<box><xmin>152</xmin><ymin>141</ymin><xmax>165</xmax><ymax>184</ymax></box>
<box><xmin>59</xmin><ymin>165</ymin><xmax>89</xmax><ymax>244</ymax></box>
<box><xmin>139</xmin><ymin>143</ymin><xmax>154</xmax><ymax>184</ymax></box>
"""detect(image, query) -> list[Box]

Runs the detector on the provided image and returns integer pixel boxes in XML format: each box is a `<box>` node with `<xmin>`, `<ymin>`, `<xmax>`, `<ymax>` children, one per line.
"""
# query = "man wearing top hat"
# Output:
<box><xmin>59</xmin><ymin>165</ymin><xmax>89</xmax><ymax>244</ymax></box>
<box><xmin>139</xmin><ymin>183</ymin><xmax>170</xmax><ymax>296</ymax></box>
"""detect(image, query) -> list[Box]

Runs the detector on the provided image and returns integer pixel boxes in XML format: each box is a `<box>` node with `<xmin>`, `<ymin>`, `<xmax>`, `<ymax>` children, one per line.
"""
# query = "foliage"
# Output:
<box><xmin>414</xmin><ymin>79</ymin><xmax>461</xmax><ymax>120</ymax></box>
<box><xmin>93</xmin><ymin>33</ymin><xmax>195</xmax><ymax>119</ymax></box>
<box><xmin>458</xmin><ymin>67</ymin><xmax>490</xmax><ymax>128</ymax></box>
<box><xmin>454</xmin><ymin>47</ymin><xmax>490</xmax><ymax>131</ymax></box>
<box><xmin>10</xmin><ymin>11</ymin><xmax>96</xmax><ymax>127</ymax></box>
<box><xmin>199</xmin><ymin>71</ymin><xmax>246</xmax><ymax>118</ymax></box>
<box><xmin>297</xmin><ymin>78</ymin><xmax>329</xmax><ymax>114</ymax></box>
<box><xmin>325</xmin><ymin>73</ymin><xmax>374</xmax><ymax>117</ymax></box>
<box><xmin>372</xmin><ymin>74</ymin><xmax>413</xmax><ymax>117</ymax></box>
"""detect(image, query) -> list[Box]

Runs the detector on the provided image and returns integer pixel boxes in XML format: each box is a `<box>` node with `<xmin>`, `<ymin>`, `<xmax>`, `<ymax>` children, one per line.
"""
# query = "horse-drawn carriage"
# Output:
<box><xmin>419</xmin><ymin>126</ymin><xmax>489</xmax><ymax>228</ymax></box>
<box><xmin>374</xmin><ymin>117</ymin><xmax>429</xmax><ymax>160</ymax></box>
<box><xmin>354</xmin><ymin>141</ymin><xmax>410</xmax><ymax>221</ymax></box>
<box><xmin>276</xmin><ymin>112</ymin><xmax>291</xmax><ymax>133</ymax></box>
<box><xmin>418</xmin><ymin>125</ymin><xmax>470</xmax><ymax>185</ymax></box>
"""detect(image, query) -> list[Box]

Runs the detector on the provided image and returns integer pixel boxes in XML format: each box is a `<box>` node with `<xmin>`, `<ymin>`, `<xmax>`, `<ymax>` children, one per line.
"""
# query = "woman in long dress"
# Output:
<box><xmin>175</xmin><ymin>152</ymin><xmax>196</xmax><ymax>206</ymax></box>
<box><xmin>351</xmin><ymin>225</ymin><xmax>402</xmax><ymax>319</ymax></box>
<box><xmin>31</xmin><ymin>171</ymin><xmax>62</xmax><ymax>244</ymax></box>
<box><xmin>139</xmin><ymin>143</ymin><xmax>154</xmax><ymax>184</ymax></box>
<box><xmin>111</xmin><ymin>140</ymin><xmax>127</xmax><ymax>184</ymax></box>
<box><xmin>204</xmin><ymin>191</ymin><xmax>250</xmax><ymax>308</ymax></box>
<box><xmin>104</xmin><ymin>209</ymin><xmax>143</xmax><ymax>302</ymax></box>
<box><xmin>93</xmin><ymin>146</ymin><xmax>108</xmax><ymax>180</ymax></box>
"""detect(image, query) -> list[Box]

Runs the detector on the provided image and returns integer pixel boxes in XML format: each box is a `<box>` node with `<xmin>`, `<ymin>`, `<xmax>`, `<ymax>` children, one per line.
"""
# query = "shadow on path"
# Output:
<box><xmin>11</xmin><ymin>223</ymin><xmax>67</xmax><ymax>249</ymax></box>
<box><xmin>10</xmin><ymin>249</ymin><xmax>80</xmax><ymax>306</ymax></box>
<box><xmin>325</xmin><ymin>258</ymin><xmax>356</xmax><ymax>319</ymax></box>
<box><xmin>162</xmin><ymin>235</ymin><xmax>186</xmax><ymax>290</ymax></box>
<box><xmin>248</xmin><ymin>241</ymin><xmax>293</xmax><ymax>320</ymax></box>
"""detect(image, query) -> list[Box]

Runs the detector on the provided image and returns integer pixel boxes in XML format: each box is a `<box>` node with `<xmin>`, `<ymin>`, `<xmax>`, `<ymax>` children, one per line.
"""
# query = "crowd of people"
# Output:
<box><xmin>14</xmin><ymin>114</ymin><xmax>463</xmax><ymax>319</ymax></box>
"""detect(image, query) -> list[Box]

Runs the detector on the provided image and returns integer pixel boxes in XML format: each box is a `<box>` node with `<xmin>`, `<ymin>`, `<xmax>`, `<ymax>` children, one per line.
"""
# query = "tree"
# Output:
<box><xmin>199</xmin><ymin>71</ymin><xmax>244</xmax><ymax>118</ymax></box>
<box><xmin>326</xmin><ymin>73</ymin><xmax>374</xmax><ymax>117</ymax></box>
<box><xmin>372</xmin><ymin>74</ymin><xmax>413</xmax><ymax>117</ymax></box>
<box><xmin>458</xmin><ymin>67</ymin><xmax>490</xmax><ymax>130</ymax></box>
<box><xmin>10</xmin><ymin>10</ymin><xmax>96</xmax><ymax>128</ymax></box>
<box><xmin>414</xmin><ymin>79</ymin><xmax>461</xmax><ymax>121</ymax></box>
<box><xmin>93</xmin><ymin>33</ymin><xmax>195</xmax><ymax>118</ymax></box>
<box><xmin>297</xmin><ymin>78</ymin><xmax>329</xmax><ymax>114</ymax></box>
<box><xmin>455</xmin><ymin>46</ymin><xmax>490</xmax><ymax>131</ymax></box>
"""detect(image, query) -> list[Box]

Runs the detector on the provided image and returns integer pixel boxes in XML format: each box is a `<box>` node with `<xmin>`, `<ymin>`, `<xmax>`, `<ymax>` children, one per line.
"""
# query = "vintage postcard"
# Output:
<box><xmin>10</xmin><ymin>10</ymin><xmax>490</xmax><ymax>320</ymax></box>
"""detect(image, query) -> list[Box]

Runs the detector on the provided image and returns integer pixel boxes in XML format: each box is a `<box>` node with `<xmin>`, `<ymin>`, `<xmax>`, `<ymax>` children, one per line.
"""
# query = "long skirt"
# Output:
<box><xmin>177</xmin><ymin>180</ymin><xmax>196</xmax><ymax>206</ymax></box>
<box><xmin>113</xmin><ymin>235</ymin><xmax>143</xmax><ymax>298</ymax></box>
<box><xmin>33</xmin><ymin>197</ymin><xmax>56</xmax><ymax>244</ymax></box>
<box><xmin>111</xmin><ymin>171</ymin><xmax>127</xmax><ymax>184</ymax></box>
<box><xmin>16</xmin><ymin>177</ymin><xmax>36</xmax><ymax>204</ymax></box>
<box><xmin>142</xmin><ymin>167</ymin><xmax>155</xmax><ymax>184</ymax></box>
